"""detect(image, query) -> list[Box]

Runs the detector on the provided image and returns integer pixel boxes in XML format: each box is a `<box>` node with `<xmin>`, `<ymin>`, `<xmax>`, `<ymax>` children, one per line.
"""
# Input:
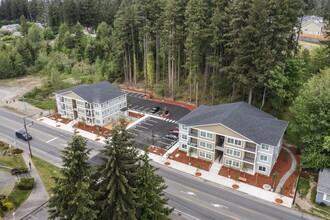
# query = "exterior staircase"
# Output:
<box><xmin>209</xmin><ymin>156</ymin><xmax>223</xmax><ymax>175</ymax></box>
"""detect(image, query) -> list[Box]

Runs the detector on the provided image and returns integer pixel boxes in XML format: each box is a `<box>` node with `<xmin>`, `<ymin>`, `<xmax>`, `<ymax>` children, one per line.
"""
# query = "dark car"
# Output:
<box><xmin>165</xmin><ymin>134</ymin><xmax>178</xmax><ymax>141</ymax></box>
<box><xmin>168</xmin><ymin>129</ymin><xmax>179</xmax><ymax>136</ymax></box>
<box><xmin>150</xmin><ymin>106</ymin><xmax>161</xmax><ymax>114</ymax></box>
<box><xmin>15</xmin><ymin>130</ymin><xmax>32</xmax><ymax>141</ymax></box>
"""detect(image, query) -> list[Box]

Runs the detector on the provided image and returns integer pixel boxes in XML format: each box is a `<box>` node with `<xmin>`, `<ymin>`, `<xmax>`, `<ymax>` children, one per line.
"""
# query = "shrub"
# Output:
<box><xmin>17</xmin><ymin>178</ymin><xmax>34</xmax><ymax>190</ymax></box>
<box><xmin>11</xmin><ymin>148</ymin><xmax>23</xmax><ymax>154</ymax></box>
<box><xmin>319</xmin><ymin>202</ymin><xmax>326</xmax><ymax>207</ymax></box>
<box><xmin>0</xmin><ymin>198</ymin><xmax>13</xmax><ymax>211</ymax></box>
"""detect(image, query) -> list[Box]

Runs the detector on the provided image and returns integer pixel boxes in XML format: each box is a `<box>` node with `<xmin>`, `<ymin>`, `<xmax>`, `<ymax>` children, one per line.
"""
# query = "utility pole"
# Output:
<box><xmin>23</xmin><ymin>117</ymin><xmax>33</xmax><ymax>157</ymax></box>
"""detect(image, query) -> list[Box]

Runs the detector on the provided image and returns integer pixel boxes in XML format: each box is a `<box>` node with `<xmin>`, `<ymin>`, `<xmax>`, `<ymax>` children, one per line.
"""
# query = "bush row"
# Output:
<box><xmin>17</xmin><ymin>178</ymin><xmax>34</xmax><ymax>190</ymax></box>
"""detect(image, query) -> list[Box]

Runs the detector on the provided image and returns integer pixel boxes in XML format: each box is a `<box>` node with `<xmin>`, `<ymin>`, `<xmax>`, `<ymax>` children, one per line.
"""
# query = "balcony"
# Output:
<box><xmin>188</xmin><ymin>142</ymin><xmax>198</xmax><ymax>148</ymax></box>
<box><xmin>244</xmin><ymin>145</ymin><xmax>256</xmax><ymax>153</ymax></box>
<box><xmin>189</xmin><ymin>132</ymin><xmax>198</xmax><ymax>137</ymax></box>
<box><xmin>243</xmin><ymin>157</ymin><xmax>254</xmax><ymax>164</ymax></box>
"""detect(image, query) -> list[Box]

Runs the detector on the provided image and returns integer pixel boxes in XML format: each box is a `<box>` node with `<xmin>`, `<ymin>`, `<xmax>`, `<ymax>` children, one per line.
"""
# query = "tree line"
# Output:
<box><xmin>48</xmin><ymin>119</ymin><xmax>173</xmax><ymax>220</ymax></box>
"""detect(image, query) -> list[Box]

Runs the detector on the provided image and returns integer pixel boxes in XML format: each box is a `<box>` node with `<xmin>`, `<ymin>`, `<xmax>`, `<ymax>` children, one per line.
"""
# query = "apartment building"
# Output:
<box><xmin>177</xmin><ymin>102</ymin><xmax>288</xmax><ymax>177</ymax></box>
<box><xmin>54</xmin><ymin>81</ymin><xmax>127</xmax><ymax>126</ymax></box>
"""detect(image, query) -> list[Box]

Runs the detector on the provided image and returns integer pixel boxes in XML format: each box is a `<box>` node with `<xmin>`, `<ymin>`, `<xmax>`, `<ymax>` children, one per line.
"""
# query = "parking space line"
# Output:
<box><xmin>128</xmin><ymin>132</ymin><xmax>138</xmax><ymax>136</ymax></box>
<box><xmin>137</xmin><ymin>106</ymin><xmax>144</xmax><ymax>110</ymax></box>
<box><xmin>162</xmin><ymin>137</ymin><xmax>178</xmax><ymax>142</ymax></box>
<box><xmin>148</xmin><ymin>119</ymin><xmax>159</xmax><ymax>123</ymax></box>
<box><xmin>141</xmin><ymin>122</ymin><xmax>153</xmax><ymax>126</ymax></box>
<box><xmin>131</xmin><ymin>128</ymin><xmax>143</xmax><ymax>132</ymax></box>
<box><xmin>136</xmin><ymin>125</ymin><xmax>148</xmax><ymax>129</ymax></box>
<box><xmin>157</xmin><ymin>141</ymin><xmax>171</xmax><ymax>146</ymax></box>
<box><xmin>132</xmin><ymin>105</ymin><xmax>139</xmax><ymax>109</ymax></box>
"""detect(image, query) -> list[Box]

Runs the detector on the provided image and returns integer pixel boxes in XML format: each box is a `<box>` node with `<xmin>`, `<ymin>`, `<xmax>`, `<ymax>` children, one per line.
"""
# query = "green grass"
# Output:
<box><xmin>297</xmin><ymin>177</ymin><xmax>310</xmax><ymax>199</ymax></box>
<box><xmin>0</xmin><ymin>154</ymin><xmax>27</xmax><ymax>169</ymax></box>
<box><xmin>32</xmin><ymin>156</ymin><xmax>61</xmax><ymax>196</ymax></box>
<box><xmin>7</xmin><ymin>184</ymin><xmax>32</xmax><ymax>209</ymax></box>
<box><xmin>27</xmin><ymin>98</ymin><xmax>56</xmax><ymax>110</ymax></box>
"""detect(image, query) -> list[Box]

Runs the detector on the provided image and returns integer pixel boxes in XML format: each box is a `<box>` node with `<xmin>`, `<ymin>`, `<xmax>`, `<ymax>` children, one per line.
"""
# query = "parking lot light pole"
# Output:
<box><xmin>23</xmin><ymin>117</ymin><xmax>33</xmax><ymax>158</ymax></box>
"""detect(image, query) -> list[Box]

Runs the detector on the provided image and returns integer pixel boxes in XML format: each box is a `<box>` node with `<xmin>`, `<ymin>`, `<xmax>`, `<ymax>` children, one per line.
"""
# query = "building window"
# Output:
<box><xmin>225</xmin><ymin>159</ymin><xmax>240</xmax><ymax>168</ymax></box>
<box><xmin>199</xmin><ymin>151</ymin><xmax>212</xmax><ymax>160</ymax></box>
<box><xmin>324</xmin><ymin>194</ymin><xmax>330</xmax><ymax>202</ymax></box>
<box><xmin>260</xmin><ymin>155</ymin><xmax>268</xmax><ymax>162</ymax></box>
<box><xmin>258</xmin><ymin>166</ymin><xmax>266</xmax><ymax>172</ymax></box>
<box><xmin>199</xmin><ymin>141</ymin><xmax>213</xmax><ymax>150</ymax></box>
<box><xmin>181</xmin><ymin>124</ymin><xmax>187</xmax><ymax>130</ymax></box>
<box><xmin>181</xmin><ymin>144</ymin><xmax>187</xmax><ymax>150</ymax></box>
<box><xmin>227</xmin><ymin>138</ymin><xmax>242</xmax><ymax>146</ymax></box>
<box><xmin>207</xmin><ymin>133</ymin><xmax>213</xmax><ymax>139</ymax></box>
<box><xmin>226</xmin><ymin>148</ymin><xmax>241</xmax><ymax>158</ymax></box>
<box><xmin>181</xmin><ymin>134</ymin><xmax>187</xmax><ymax>140</ymax></box>
<box><xmin>200</xmin><ymin>131</ymin><xmax>206</xmax><ymax>137</ymax></box>
<box><xmin>261</xmin><ymin>143</ymin><xmax>270</xmax><ymax>151</ymax></box>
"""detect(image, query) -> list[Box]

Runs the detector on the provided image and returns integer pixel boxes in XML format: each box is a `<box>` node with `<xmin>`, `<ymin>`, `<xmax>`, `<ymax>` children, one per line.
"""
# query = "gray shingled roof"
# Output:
<box><xmin>177</xmin><ymin>102</ymin><xmax>288</xmax><ymax>146</ymax></box>
<box><xmin>317</xmin><ymin>169</ymin><xmax>330</xmax><ymax>195</ymax></box>
<box><xmin>54</xmin><ymin>81</ymin><xmax>125</xmax><ymax>104</ymax></box>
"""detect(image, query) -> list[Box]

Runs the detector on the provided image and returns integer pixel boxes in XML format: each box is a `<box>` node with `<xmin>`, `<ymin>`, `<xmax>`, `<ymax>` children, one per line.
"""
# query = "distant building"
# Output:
<box><xmin>0</xmin><ymin>24</ymin><xmax>20</xmax><ymax>32</ymax></box>
<box><xmin>177</xmin><ymin>102</ymin><xmax>288</xmax><ymax>177</ymax></box>
<box><xmin>300</xmin><ymin>15</ymin><xmax>325</xmax><ymax>36</ymax></box>
<box><xmin>54</xmin><ymin>81</ymin><xmax>128</xmax><ymax>126</ymax></box>
<box><xmin>316</xmin><ymin>168</ymin><xmax>330</xmax><ymax>206</ymax></box>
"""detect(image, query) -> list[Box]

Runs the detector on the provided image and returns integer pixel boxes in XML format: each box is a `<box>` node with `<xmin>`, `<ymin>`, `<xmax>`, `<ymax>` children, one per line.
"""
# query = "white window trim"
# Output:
<box><xmin>199</xmin><ymin>150</ymin><xmax>212</xmax><ymax>160</ymax></box>
<box><xmin>225</xmin><ymin>158</ymin><xmax>240</xmax><ymax>168</ymax></box>
<box><xmin>226</xmin><ymin>147</ymin><xmax>241</xmax><ymax>158</ymax></box>
<box><xmin>181</xmin><ymin>134</ymin><xmax>187</xmax><ymax>140</ymax></box>
<box><xmin>259</xmin><ymin>154</ymin><xmax>268</xmax><ymax>162</ymax></box>
<box><xmin>227</xmin><ymin>137</ymin><xmax>242</xmax><ymax>147</ymax></box>
<box><xmin>323</xmin><ymin>193</ymin><xmax>330</xmax><ymax>202</ymax></box>
<box><xmin>199</xmin><ymin>130</ymin><xmax>213</xmax><ymax>140</ymax></box>
<box><xmin>181</xmin><ymin>124</ymin><xmax>188</xmax><ymax>131</ymax></box>
<box><xmin>258</xmin><ymin>165</ymin><xmax>267</xmax><ymax>173</ymax></box>
<box><xmin>199</xmin><ymin>141</ymin><xmax>213</xmax><ymax>150</ymax></box>
<box><xmin>261</xmin><ymin>143</ymin><xmax>270</xmax><ymax>151</ymax></box>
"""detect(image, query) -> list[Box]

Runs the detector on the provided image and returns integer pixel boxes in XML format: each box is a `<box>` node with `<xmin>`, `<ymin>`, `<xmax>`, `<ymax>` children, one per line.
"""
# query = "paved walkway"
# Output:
<box><xmin>13</xmin><ymin>152</ymin><xmax>49</xmax><ymax>220</ymax></box>
<box><xmin>275</xmin><ymin>147</ymin><xmax>297</xmax><ymax>193</ymax></box>
<box><xmin>39</xmin><ymin>114</ymin><xmax>294</xmax><ymax>208</ymax></box>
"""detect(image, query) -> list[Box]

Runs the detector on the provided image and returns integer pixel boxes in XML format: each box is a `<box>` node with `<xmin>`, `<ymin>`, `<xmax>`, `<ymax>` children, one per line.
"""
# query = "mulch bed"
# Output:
<box><xmin>128</xmin><ymin>111</ymin><xmax>145</xmax><ymax>118</ymax></box>
<box><xmin>219</xmin><ymin>147</ymin><xmax>297</xmax><ymax>195</ymax></box>
<box><xmin>275</xmin><ymin>198</ymin><xmax>283</xmax><ymax>204</ymax></box>
<box><xmin>281</xmin><ymin>147</ymin><xmax>301</xmax><ymax>197</ymax></box>
<box><xmin>169</xmin><ymin>149</ymin><xmax>212</xmax><ymax>171</ymax></box>
<box><xmin>232</xmin><ymin>184</ymin><xmax>239</xmax><ymax>189</ymax></box>
<box><xmin>149</xmin><ymin>146</ymin><xmax>167</xmax><ymax>156</ymax></box>
<box><xmin>50</xmin><ymin>114</ymin><xmax>72</xmax><ymax>124</ymax></box>
<box><xmin>74</xmin><ymin>122</ymin><xmax>112</xmax><ymax>138</ymax></box>
<box><xmin>195</xmin><ymin>172</ymin><xmax>202</xmax><ymax>176</ymax></box>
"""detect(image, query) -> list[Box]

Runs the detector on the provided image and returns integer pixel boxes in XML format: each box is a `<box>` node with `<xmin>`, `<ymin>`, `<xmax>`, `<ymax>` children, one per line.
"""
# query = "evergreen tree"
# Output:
<box><xmin>48</xmin><ymin>134</ymin><xmax>98</xmax><ymax>220</ymax></box>
<box><xmin>63</xmin><ymin>0</ymin><xmax>78</xmax><ymax>26</ymax></box>
<box><xmin>95</xmin><ymin>118</ymin><xmax>140</xmax><ymax>220</ymax></box>
<box><xmin>136</xmin><ymin>149</ymin><xmax>173</xmax><ymax>220</ymax></box>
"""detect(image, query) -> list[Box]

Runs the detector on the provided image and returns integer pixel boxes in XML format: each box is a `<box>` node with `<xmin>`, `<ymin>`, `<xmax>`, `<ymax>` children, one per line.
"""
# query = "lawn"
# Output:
<box><xmin>297</xmin><ymin>177</ymin><xmax>310</xmax><ymax>199</ymax></box>
<box><xmin>32</xmin><ymin>156</ymin><xmax>61</xmax><ymax>196</ymax></box>
<box><xmin>27</xmin><ymin>98</ymin><xmax>56</xmax><ymax>110</ymax></box>
<box><xmin>7</xmin><ymin>184</ymin><xmax>32</xmax><ymax>209</ymax></box>
<box><xmin>0</xmin><ymin>154</ymin><xmax>27</xmax><ymax>169</ymax></box>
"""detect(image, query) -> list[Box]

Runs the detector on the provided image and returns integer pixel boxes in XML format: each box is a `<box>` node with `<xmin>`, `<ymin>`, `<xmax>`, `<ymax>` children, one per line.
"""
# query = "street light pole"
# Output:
<box><xmin>23</xmin><ymin>117</ymin><xmax>33</xmax><ymax>158</ymax></box>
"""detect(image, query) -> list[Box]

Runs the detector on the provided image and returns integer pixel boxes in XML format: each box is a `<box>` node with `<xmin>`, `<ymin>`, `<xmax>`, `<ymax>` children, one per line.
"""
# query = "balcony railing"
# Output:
<box><xmin>215</xmin><ymin>145</ymin><xmax>224</xmax><ymax>151</ymax></box>
<box><xmin>244</xmin><ymin>145</ymin><xmax>256</xmax><ymax>153</ymax></box>
<box><xmin>188</xmin><ymin>142</ymin><xmax>198</xmax><ymax>147</ymax></box>
<box><xmin>243</xmin><ymin>157</ymin><xmax>254</xmax><ymax>164</ymax></box>
<box><xmin>189</xmin><ymin>132</ymin><xmax>198</xmax><ymax>137</ymax></box>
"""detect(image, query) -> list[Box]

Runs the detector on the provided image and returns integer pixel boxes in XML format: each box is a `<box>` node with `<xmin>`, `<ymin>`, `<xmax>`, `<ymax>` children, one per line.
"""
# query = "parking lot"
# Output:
<box><xmin>124</xmin><ymin>91</ymin><xmax>191</xmax><ymax>122</ymax></box>
<box><xmin>128</xmin><ymin>117</ymin><xmax>178</xmax><ymax>150</ymax></box>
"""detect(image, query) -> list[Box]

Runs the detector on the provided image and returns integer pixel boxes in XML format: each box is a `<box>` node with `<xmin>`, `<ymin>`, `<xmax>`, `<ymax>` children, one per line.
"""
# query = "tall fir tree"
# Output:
<box><xmin>136</xmin><ymin>149</ymin><xmax>173</xmax><ymax>220</ymax></box>
<box><xmin>95</xmin><ymin>118</ymin><xmax>140</xmax><ymax>220</ymax></box>
<box><xmin>48</xmin><ymin>134</ymin><xmax>98</xmax><ymax>220</ymax></box>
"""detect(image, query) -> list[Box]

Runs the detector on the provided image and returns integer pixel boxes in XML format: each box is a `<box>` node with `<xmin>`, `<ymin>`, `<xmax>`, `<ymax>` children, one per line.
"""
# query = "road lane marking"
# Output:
<box><xmin>167</xmin><ymin>192</ymin><xmax>240</xmax><ymax>220</ymax></box>
<box><xmin>141</xmin><ymin>122</ymin><xmax>153</xmax><ymax>126</ymax></box>
<box><xmin>164</xmin><ymin>178</ymin><xmax>270</xmax><ymax>218</ymax></box>
<box><xmin>181</xmin><ymin>191</ymin><xmax>196</xmax><ymax>196</ymax></box>
<box><xmin>131</xmin><ymin>128</ymin><xmax>143</xmax><ymax>132</ymax></box>
<box><xmin>137</xmin><ymin>125</ymin><xmax>148</xmax><ymax>129</ymax></box>
<box><xmin>211</xmin><ymin>203</ymin><xmax>228</xmax><ymax>209</ymax></box>
<box><xmin>148</xmin><ymin>119</ymin><xmax>158</xmax><ymax>123</ymax></box>
<box><xmin>46</xmin><ymin>137</ymin><xmax>58</xmax><ymax>143</ymax></box>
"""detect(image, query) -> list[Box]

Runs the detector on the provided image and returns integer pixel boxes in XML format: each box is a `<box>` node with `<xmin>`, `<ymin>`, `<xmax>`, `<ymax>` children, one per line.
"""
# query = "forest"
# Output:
<box><xmin>0</xmin><ymin>0</ymin><xmax>329</xmax><ymax>169</ymax></box>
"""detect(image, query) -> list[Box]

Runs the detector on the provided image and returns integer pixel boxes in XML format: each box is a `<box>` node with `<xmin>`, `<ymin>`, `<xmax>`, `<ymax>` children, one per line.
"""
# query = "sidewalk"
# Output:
<box><xmin>39</xmin><ymin>114</ymin><xmax>294</xmax><ymax>208</ymax></box>
<box><xmin>151</xmin><ymin>145</ymin><xmax>294</xmax><ymax>208</ymax></box>
<box><xmin>14</xmin><ymin>152</ymin><xmax>49</xmax><ymax>220</ymax></box>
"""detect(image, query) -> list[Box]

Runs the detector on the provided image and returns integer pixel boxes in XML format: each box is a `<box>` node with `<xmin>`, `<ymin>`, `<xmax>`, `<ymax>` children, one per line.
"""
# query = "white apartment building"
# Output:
<box><xmin>177</xmin><ymin>102</ymin><xmax>288</xmax><ymax>177</ymax></box>
<box><xmin>54</xmin><ymin>81</ymin><xmax>127</xmax><ymax>126</ymax></box>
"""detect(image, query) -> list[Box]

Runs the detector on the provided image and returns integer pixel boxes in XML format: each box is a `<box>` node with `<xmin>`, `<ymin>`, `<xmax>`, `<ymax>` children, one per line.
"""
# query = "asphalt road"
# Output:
<box><xmin>0</xmin><ymin>108</ymin><xmax>103</xmax><ymax>167</ymax></box>
<box><xmin>0</xmin><ymin>108</ymin><xmax>317</xmax><ymax>220</ymax></box>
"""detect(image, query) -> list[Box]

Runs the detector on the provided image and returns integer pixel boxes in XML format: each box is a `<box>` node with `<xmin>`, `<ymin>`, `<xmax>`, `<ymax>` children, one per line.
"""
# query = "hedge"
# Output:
<box><xmin>11</xmin><ymin>148</ymin><xmax>23</xmax><ymax>154</ymax></box>
<box><xmin>17</xmin><ymin>178</ymin><xmax>34</xmax><ymax>190</ymax></box>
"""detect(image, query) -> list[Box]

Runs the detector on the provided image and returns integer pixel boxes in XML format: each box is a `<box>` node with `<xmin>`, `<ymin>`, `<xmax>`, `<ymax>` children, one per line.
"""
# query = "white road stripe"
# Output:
<box><xmin>137</xmin><ymin>125</ymin><xmax>148</xmax><ymax>129</ymax></box>
<box><xmin>141</xmin><ymin>122</ymin><xmax>153</xmax><ymax>126</ymax></box>
<box><xmin>46</xmin><ymin>137</ymin><xmax>58</xmax><ymax>143</ymax></box>
<box><xmin>131</xmin><ymin>128</ymin><xmax>143</xmax><ymax>132</ymax></box>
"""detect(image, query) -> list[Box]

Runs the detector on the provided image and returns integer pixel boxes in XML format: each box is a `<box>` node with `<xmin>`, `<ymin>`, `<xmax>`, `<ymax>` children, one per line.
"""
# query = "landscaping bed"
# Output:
<box><xmin>219</xmin><ymin>147</ymin><xmax>297</xmax><ymax>196</ymax></box>
<box><xmin>169</xmin><ymin>149</ymin><xmax>212</xmax><ymax>171</ymax></box>
<box><xmin>0</xmin><ymin>154</ymin><xmax>27</xmax><ymax>169</ymax></box>
<box><xmin>149</xmin><ymin>146</ymin><xmax>167</xmax><ymax>156</ymax></box>
<box><xmin>74</xmin><ymin>122</ymin><xmax>112</xmax><ymax>138</ymax></box>
<box><xmin>50</xmin><ymin>114</ymin><xmax>72</xmax><ymax>124</ymax></box>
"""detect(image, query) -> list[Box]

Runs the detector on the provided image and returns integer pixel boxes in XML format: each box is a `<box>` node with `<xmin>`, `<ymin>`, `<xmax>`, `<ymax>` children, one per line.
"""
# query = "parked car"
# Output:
<box><xmin>168</xmin><ymin>129</ymin><xmax>179</xmax><ymax>136</ymax></box>
<box><xmin>150</xmin><ymin>106</ymin><xmax>161</xmax><ymax>114</ymax></box>
<box><xmin>15</xmin><ymin>130</ymin><xmax>32</xmax><ymax>141</ymax></box>
<box><xmin>165</xmin><ymin>134</ymin><xmax>178</xmax><ymax>141</ymax></box>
